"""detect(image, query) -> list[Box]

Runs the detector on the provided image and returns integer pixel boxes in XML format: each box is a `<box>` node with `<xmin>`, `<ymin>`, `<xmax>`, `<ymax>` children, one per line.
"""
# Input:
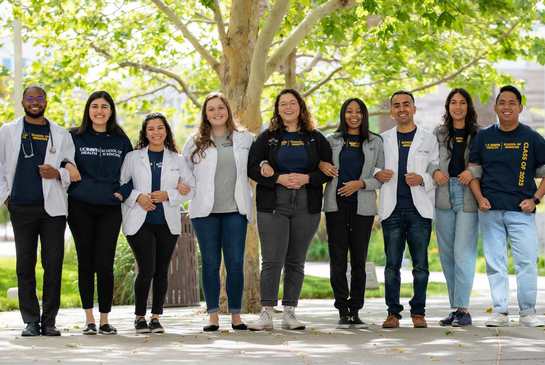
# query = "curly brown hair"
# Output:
<box><xmin>191</xmin><ymin>92</ymin><xmax>239</xmax><ymax>163</ymax></box>
<box><xmin>136</xmin><ymin>113</ymin><xmax>178</xmax><ymax>153</ymax></box>
<box><xmin>268</xmin><ymin>89</ymin><xmax>315</xmax><ymax>132</ymax></box>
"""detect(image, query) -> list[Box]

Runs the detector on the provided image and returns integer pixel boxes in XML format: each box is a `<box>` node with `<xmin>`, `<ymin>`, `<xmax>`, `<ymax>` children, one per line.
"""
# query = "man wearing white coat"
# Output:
<box><xmin>375</xmin><ymin>90</ymin><xmax>439</xmax><ymax>329</ymax></box>
<box><xmin>0</xmin><ymin>86</ymin><xmax>75</xmax><ymax>337</ymax></box>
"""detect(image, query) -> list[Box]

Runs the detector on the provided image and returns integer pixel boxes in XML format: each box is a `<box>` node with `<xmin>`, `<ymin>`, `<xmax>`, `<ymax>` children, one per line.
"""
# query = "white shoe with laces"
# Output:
<box><xmin>282</xmin><ymin>306</ymin><xmax>305</xmax><ymax>330</ymax></box>
<box><xmin>248</xmin><ymin>306</ymin><xmax>273</xmax><ymax>331</ymax></box>
<box><xmin>519</xmin><ymin>314</ymin><xmax>545</xmax><ymax>327</ymax></box>
<box><xmin>485</xmin><ymin>312</ymin><xmax>509</xmax><ymax>327</ymax></box>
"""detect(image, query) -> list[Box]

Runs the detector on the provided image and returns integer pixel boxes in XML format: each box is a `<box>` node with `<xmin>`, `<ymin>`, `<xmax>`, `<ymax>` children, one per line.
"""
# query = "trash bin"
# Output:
<box><xmin>147</xmin><ymin>212</ymin><xmax>199</xmax><ymax>307</ymax></box>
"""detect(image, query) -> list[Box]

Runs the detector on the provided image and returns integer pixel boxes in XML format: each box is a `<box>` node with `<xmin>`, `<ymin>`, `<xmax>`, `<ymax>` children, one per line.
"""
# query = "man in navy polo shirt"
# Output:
<box><xmin>469</xmin><ymin>85</ymin><xmax>545</xmax><ymax>327</ymax></box>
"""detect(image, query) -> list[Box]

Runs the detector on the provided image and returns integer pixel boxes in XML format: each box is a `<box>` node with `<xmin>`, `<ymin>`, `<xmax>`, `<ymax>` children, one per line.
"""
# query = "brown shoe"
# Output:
<box><xmin>382</xmin><ymin>314</ymin><xmax>400</xmax><ymax>328</ymax></box>
<box><xmin>411</xmin><ymin>314</ymin><xmax>427</xmax><ymax>328</ymax></box>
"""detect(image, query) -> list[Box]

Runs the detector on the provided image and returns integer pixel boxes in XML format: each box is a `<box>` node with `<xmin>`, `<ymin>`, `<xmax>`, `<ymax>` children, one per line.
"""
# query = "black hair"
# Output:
<box><xmin>441</xmin><ymin>88</ymin><xmax>479</xmax><ymax>155</ymax></box>
<box><xmin>136</xmin><ymin>112</ymin><xmax>178</xmax><ymax>153</ymax></box>
<box><xmin>495</xmin><ymin>85</ymin><xmax>522</xmax><ymax>104</ymax></box>
<box><xmin>336</xmin><ymin>98</ymin><xmax>370</xmax><ymax>141</ymax></box>
<box><xmin>77</xmin><ymin>91</ymin><xmax>127</xmax><ymax>137</ymax></box>
<box><xmin>390</xmin><ymin>90</ymin><xmax>415</xmax><ymax>105</ymax></box>
<box><xmin>22</xmin><ymin>85</ymin><xmax>47</xmax><ymax>98</ymax></box>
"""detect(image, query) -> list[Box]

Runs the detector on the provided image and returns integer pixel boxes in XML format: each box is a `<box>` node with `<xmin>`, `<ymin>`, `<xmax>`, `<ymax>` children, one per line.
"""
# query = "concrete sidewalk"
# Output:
<box><xmin>0</xmin><ymin>295</ymin><xmax>544</xmax><ymax>365</ymax></box>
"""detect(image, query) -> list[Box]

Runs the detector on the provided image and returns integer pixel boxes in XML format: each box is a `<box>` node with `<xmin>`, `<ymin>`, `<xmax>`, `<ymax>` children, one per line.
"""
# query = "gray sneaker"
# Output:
<box><xmin>519</xmin><ymin>314</ymin><xmax>545</xmax><ymax>327</ymax></box>
<box><xmin>281</xmin><ymin>306</ymin><xmax>305</xmax><ymax>330</ymax></box>
<box><xmin>248</xmin><ymin>307</ymin><xmax>273</xmax><ymax>331</ymax></box>
<box><xmin>485</xmin><ymin>312</ymin><xmax>509</xmax><ymax>327</ymax></box>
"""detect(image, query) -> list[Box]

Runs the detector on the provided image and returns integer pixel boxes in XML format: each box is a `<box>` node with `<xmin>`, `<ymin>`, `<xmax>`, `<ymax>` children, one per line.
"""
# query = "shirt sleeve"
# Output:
<box><xmin>468</xmin><ymin>130</ymin><xmax>482</xmax><ymax>165</ymax></box>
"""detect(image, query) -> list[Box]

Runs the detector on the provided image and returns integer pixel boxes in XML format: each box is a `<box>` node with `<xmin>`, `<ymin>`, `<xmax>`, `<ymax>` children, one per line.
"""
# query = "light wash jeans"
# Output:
<box><xmin>478</xmin><ymin>210</ymin><xmax>538</xmax><ymax>315</ymax></box>
<box><xmin>435</xmin><ymin>178</ymin><xmax>478</xmax><ymax>309</ymax></box>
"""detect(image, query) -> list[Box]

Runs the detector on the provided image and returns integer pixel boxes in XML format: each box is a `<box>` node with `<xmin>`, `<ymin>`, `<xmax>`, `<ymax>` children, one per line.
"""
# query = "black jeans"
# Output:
<box><xmin>381</xmin><ymin>207</ymin><xmax>432</xmax><ymax>318</ymax></box>
<box><xmin>67</xmin><ymin>198</ymin><xmax>122</xmax><ymax>313</ymax></box>
<box><xmin>326</xmin><ymin>201</ymin><xmax>374</xmax><ymax>315</ymax></box>
<box><xmin>8</xmin><ymin>203</ymin><xmax>66</xmax><ymax>326</ymax></box>
<box><xmin>127</xmin><ymin>223</ymin><xmax>178</xmax><ymax>316</ymax></box>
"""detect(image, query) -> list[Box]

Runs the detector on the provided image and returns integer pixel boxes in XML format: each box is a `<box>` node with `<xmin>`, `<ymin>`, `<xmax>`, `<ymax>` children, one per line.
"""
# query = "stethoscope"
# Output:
<box><xmin>21</xmin><ymin>120</ymin><xmax>56</xmax><ymax>158</ymax></box>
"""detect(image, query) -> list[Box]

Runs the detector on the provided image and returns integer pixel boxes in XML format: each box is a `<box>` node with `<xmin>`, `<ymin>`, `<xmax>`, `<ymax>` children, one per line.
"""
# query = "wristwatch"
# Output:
<box><xmin>533</xmin><ymin>196</ymin><xmax>541</xmax><ymax>205</ymax></box>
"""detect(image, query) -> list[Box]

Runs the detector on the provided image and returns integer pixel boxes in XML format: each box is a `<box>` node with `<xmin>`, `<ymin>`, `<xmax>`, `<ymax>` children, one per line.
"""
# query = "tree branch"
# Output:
<box><xmin>212</xmin><ymin>0</ymin><xmax>228</xmax><ymax>51</ymax></box>
<box><xmin>91</xmin><ymin>44</ymin><xmax>201</xmax><ymax>108</ymax></box>
<box><xmin>247</xmin><ymin>0</ymin><xmax>291</xmax><ymax>106</ymax></box>
<box><xmin>117</xmin><ymin>84</ymin><xmax>178</xmax><ymax>105</ymax></box>
<box><xmin>409</xmin><ymin>18</ymin><xmax>524</xmax><ymax>94</ymax></box>
<box><xmin>299</xmin><ymin>52</ymin><xmax>323</xmax><ymax>75</ymax></box>
<box><xmin>265</xmin><ymin>0</ymin><xmax>356</xmax><ymax>78</ymax></box>
<box><xmin>150</xmin><ymin>0</ymin><xmax>221</xmax><ymax>75</ymax></box>
<box><xmin>302</xmin><ymin>66</ymin><xmax>343</xmax><ymax>97</ymax></box>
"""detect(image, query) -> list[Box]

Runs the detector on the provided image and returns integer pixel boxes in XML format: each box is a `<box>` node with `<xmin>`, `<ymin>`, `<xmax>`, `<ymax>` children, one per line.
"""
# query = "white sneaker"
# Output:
<box><xmin>485</xmin><ymin>312</ymin><xmax>509</xmax><ymax>327</ymax></box>
<box><xmin>519</xmin><ymin>314</ymin><xmax>545</xmax><ymax>327</ymax></box>
<box><xmin>282</xmin><ymin>306</ymin><xmax>305</xmax><ymax>330</ymax></box>
<box><xmin>248</xmin><ymin>307</ymin><xmax>273</xmax><ymax>331</ymax></box>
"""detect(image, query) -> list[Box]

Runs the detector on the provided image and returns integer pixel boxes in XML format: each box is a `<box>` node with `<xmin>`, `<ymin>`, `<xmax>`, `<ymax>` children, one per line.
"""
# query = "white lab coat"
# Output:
<box><xmin>0</xmin><ymin>118</ymin><xmax>74</xmax><ymax>216</ymax></box>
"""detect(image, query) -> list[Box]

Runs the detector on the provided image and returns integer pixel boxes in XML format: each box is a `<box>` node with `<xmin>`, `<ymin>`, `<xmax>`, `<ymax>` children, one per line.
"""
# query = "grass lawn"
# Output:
<box><xmin>0</xmin><ymin>255</ymin><xmax>81</xmax><ymax>312</ymax></box>
<box><xmin>286</xmin><ymin>275</ymin><xmax>448</xmax><ymax>300</ymax></box>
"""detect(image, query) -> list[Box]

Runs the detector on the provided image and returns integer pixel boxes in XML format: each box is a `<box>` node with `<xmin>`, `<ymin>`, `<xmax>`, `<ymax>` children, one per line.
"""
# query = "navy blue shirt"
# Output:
<box><xmin>145</xmin><ymin>150</ymin><xmax>167</xmax><ymax>225</ymax></box>
<box><xmin>11</xmin><ymin>121</ymin><xmax>50</xmax><ymax>205</ymax></box>
<box><xmin>276</xmin><ymin>132</ymin><xmax>310</xmax><ymax>173</ymax></box>
<box><xmin>396</xmin><ymin>128</ymin><xmax>417</xmax><ymax>209</ymax></box>
<box><xmin>448</xmin><ymin>128</ymin><xmax>468</xmax><ymax>177</ymax></box>
<box><xmin>68</xmin><ymin>129</ymin><xmax>133</xmax><ymax>205</ymax></box>
<box><xmin>337</xmin><ymin>134</ymin><xmax>364</xmax><ymax>204</ymax></box>
<box><xmin>469</xmin><ymin>123</ymin><xmax>545</xmax><ymax>211</ymax></box>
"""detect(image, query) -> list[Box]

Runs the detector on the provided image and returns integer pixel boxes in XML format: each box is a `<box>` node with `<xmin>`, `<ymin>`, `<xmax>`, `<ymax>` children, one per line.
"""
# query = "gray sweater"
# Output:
<box><xmin>433</xmin><ymin>125</ymin><xmax>478</xmax><ymax>212</ymax></box>
<box><xmin>323</xmin><ymin>132</ymin><xmax>384</xmax><ymax>216</ymax></box>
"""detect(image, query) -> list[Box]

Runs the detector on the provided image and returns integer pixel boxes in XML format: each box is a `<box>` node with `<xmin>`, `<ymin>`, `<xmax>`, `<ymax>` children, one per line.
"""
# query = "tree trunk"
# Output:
<box><xmin>283</xmin><ymin>49</ymin><xmax>297</xmax><ymax>89</ymax></box>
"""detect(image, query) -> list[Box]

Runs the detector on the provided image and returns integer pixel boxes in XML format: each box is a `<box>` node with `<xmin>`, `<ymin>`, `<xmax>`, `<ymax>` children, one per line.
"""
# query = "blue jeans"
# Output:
<box><xmin>435</xmin><ymin>178</ymin><xmax>478</xmax><ymax>309</ymax></box>
<box><xmin>191</xmin><ymin>212</ymin><xmax>247</xmax><ymax>314</ymax></box>
<box><xmin>478</xmin><ymin>210</ymin><xmax>538</xmax><ymax>315</ymax></box>
<box><xmin>381</xmin><ymin>207</ymin><xmax>432</xmax><ymax>317</ymax></box>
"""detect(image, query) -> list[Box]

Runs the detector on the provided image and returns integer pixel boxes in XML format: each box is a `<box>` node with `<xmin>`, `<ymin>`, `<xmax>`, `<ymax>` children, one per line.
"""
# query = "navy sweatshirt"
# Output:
<box><xmin>68</xmin><ymin>128</ymin><xmax>133</xmax><ymax>205</ymax></box>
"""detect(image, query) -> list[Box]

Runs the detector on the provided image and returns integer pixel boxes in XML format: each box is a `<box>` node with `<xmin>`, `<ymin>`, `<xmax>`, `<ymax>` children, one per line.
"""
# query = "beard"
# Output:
<box><xmin>23</xmin><ymin>106</ymin><xmax>45</xmax><ymax>118</ymax></box>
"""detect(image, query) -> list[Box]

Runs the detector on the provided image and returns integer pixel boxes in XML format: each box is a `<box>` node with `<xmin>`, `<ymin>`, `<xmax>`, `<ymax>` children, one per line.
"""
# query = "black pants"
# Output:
<box><xmin>325</xmin><ymin>201</ymin><xmax>374</xmax><ymax>315</ymax></box>
<box><xmin>127</xmin><ymin>223</ymin><xmax>178</xmax><ymax>316</ymax></box>
<box><xmin>67</xmin><ymin>198</ymin><xmax>122</xmax><ymax>313</ymax></box>
<box><xmin>8</xmin><ymin>203</ymin><xmax>66</xmax><ymax>326</ymax></box>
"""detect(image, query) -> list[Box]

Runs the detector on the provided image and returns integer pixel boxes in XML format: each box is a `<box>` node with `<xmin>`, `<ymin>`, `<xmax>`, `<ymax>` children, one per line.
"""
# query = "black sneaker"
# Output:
<box><xmin>134</xmin><ymin>317</ymin><xmax>151</xmax><ymax>334</ymax></box>
<box><xmin>21</xmin><ymin>322</ymin><xmax>40</xmax><ymax>337</ymax></box>
<box><xmin>149</xmin><ymin>318</ymin><xmax>164</xmax><ymax>334</ymax></box>
<box><xmin>82</xmin><ymin>323</ymin><xmax>97</xmax><ymax>335</ymax></box>
<box><xmin>439</xmin><ymin>311</ymin><xmax>457</xmax><ymax>326</ymax></box>
<box><xmin>99</xmin><ymin>324</ymin><xmax>117</xmax><ymax>335</ymax></box>
<box><xmin>337</xmin><ymin>315</ymin><xmax>351</xmax><ymax>329</ymax></box>
<box><xmin>350</xmin><ymin>313</ymin><xmax>368</xmax><ymax>329</ymax></box>
<box><xmin>41</xmin><ymin>325</ymin><xmax>61</xmax><ymax>336</ymax></box>
<box><xmin>452</xmin><ymin>311</ymin><xmax>472</xmax><ymax>327</ymax></box>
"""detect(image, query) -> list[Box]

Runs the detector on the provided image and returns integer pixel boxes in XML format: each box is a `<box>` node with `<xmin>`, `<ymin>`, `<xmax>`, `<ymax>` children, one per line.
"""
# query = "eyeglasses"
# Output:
<box><xmin>23</xmin><ymin>96</ymin><xmax>46</xmax><ymax>103</ymax></box>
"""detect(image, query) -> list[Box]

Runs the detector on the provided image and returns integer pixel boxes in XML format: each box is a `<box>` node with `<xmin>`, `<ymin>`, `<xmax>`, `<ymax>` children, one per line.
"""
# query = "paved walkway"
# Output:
<box><xmin>0</xmin><ymin>294</ymin><xmax>544</xmax><ymax>364</ymax></box>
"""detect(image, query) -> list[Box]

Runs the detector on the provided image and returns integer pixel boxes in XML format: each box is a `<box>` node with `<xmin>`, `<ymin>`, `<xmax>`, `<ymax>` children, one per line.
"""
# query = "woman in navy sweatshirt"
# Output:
<box><xmin>66</xmin><ymin>91</ymin><xmax>132</xmax><ymax>335</ymax></box>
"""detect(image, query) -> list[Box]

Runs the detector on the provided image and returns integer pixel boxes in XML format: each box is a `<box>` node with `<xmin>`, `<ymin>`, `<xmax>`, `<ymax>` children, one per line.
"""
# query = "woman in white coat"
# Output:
<box><xmin>183</xmin><ymin>92</ymin><xmax>253</xmax><ymax>332</ymax></box>
<box><xmin>120</xmin><ymin>113</ymin><xmax>191</xmax><ymax>334</ymax></box>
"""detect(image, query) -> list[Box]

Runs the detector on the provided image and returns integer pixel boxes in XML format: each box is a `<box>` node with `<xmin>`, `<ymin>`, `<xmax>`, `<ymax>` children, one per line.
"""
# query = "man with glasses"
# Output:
<box><xmin>0</xmin><ymin>85</ymin><xmax>75</xmax><ymax>336</ymax></box>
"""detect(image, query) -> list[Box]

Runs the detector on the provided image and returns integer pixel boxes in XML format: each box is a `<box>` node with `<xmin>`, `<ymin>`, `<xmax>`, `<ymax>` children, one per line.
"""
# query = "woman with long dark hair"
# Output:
<box><xmin>66</xmin><ymin>91</ymin><xmax>132</xmax><ymax>335</ymax></box>
<box><xmin>247</xmin><ymin>89</ymin><xmax>332</xmax><ymax>331</ymax></box>
<box><xmin>432</xmin><ymin>88</ymin><xmax>479</xmax><ymax>327</ymax></box>
<box><xmin>120</xmin><ymin>113</ymin><xmax>191</xmax><ymax>334</ymax></box>
<box><xmin>319</xmin><ymin>98</ymin><xmax>384</xmax><ymax>328</ymax></box>
<box><xmin>182</xmin><ymin>92</ymin><xmax>253</xmax><ymax>332</ymax></box>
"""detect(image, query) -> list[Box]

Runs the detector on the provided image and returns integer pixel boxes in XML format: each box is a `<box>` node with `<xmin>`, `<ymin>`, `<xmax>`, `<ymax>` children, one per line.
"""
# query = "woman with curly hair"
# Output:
<box><xmin>120</xmin><ymin>113</ymin><xmax>192</xmax><ymax>334</ymax></box>
<box><xmin>182</xmin><ymin>92</ymin><xmax>254</xmax><ymax>332</ymax></box>
<box><xmin>247</xmin><ymin>89</ymin><xmax>332</xmax><ymax>331</ymax></box>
